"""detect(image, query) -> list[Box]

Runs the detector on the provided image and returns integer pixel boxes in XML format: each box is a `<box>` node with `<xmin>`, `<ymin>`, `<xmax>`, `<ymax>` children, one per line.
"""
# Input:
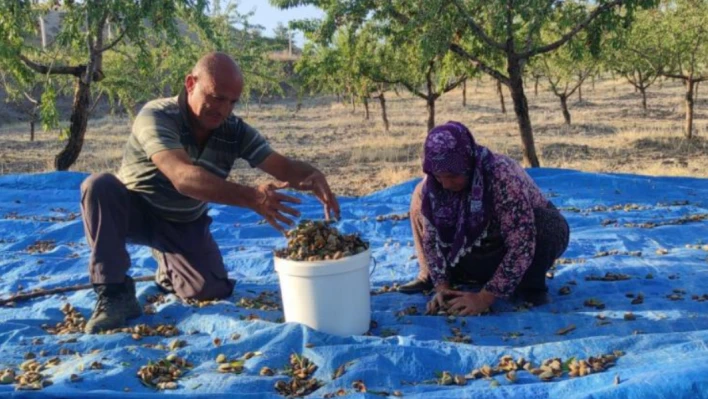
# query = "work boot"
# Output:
<box><xmin>397</xmin><ymin>277</ymin><xmax>433</xmax><ymax>294</ymax></box>
<box><xmin>152</xmin><ymin>248</ymin><xmax>175</xmax><ymax>294</ymax></box>
<box><xmin>84</xmin><ymin>276</ymin><xmax>142</xmax><ymax>334</ymax></box>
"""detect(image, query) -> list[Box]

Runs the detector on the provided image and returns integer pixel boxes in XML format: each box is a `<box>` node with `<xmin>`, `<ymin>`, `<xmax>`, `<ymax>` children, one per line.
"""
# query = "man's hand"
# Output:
<box><xmin>257</xmin><ymin>153</ymin><xmax>340</xmax><ymax>221</ymax></box>
<box><xmin>253</xmin><ymin>182</ymin><xmax>302</xmax><ymax>234</ymax></box>
<box><xmin>446</xmin><ymin>289</ymin><xmax>496</xmax><ymax>316</ymax></box>
<box><xmin>293</xmin><ymin>170</ymin><xmax>341</xmax><ymax>220</ymax></box>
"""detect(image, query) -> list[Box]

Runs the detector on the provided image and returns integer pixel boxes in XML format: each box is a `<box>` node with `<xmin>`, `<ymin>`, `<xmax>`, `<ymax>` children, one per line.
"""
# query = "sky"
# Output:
<box><xmin>235</xmin><ymin>1</ymin><xmax>324</xmax><ymax>47</ymax></box>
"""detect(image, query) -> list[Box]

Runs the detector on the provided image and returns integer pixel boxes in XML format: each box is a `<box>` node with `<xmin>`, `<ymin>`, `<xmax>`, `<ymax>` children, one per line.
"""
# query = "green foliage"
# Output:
<box><xmin>538</xmin><ymin>30</ymin><xmax>596</xmax><ymax>97</ymax></box>
<box><xmin>39</xmin><ymin>83</ymin><xmax>59</xmax><ymax>131</ymax></box>
<box><xmin>0</xmin><ymin>0</ymin><xmax>217</xmax><ymax>131</ymax></box>
<box><xmin>0</xmin><ymin>0</ymin><xmax>291</xmax><ymax>129</ymax></box>
<box><xmin>289</xmin><ymin>0</ymin><xmax>467</xmax><ymax>129</ymax></box>
<box><xmin>604</xmin><ymin>8</ymin><xmax>661</xmax><ymax>96</ymax></box>
<box><xmin>653</xmin><ymin>0</ymin><xmax>708</xmax><ymax>79</ymax></box>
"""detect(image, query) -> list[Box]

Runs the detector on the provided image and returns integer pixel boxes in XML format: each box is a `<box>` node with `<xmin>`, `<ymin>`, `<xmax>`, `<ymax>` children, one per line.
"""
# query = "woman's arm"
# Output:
<box><xmin>483</xmin><ymin>164</ymin><xmax>537</xmax><ymax>298</ymax></box>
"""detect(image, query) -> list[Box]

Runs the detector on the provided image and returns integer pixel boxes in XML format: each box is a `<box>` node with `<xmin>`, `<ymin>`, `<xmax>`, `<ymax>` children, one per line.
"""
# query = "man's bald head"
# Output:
<box><xmin>191</xmin><ymin>52</ymin><xmax>243</xmax><ymax>84</ymax></box>
<box><xmin>185</xmin><ymin>52</ymin><xmax>244</xmax><ymax>132</ymax></box>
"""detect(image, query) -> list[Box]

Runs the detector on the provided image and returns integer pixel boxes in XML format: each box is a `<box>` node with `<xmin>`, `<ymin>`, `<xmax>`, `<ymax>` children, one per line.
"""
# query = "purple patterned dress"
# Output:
<box><xmin>415</xmin><ymin>121</ymin><xmax>566</xmax><ymax>298</ymax></box>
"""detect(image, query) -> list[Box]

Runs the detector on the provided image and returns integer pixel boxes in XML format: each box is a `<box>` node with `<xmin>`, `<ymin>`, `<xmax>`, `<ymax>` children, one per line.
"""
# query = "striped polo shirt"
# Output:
<box><xmin>116</xmin><ymin>90</ymin><xmax>273</xmax><ymax>222</ymax></box>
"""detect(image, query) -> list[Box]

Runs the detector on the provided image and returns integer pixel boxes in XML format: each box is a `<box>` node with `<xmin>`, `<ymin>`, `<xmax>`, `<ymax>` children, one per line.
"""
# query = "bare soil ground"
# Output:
<box><xmin>1</xmin><ymin>78</ymin><xmax>706</xmax><ymax>196</ymax></box>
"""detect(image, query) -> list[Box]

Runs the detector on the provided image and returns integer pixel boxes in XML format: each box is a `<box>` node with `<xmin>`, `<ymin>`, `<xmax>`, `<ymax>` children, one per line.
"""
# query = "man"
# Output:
<box><xmin>80</xmin><ymin>52</ymin><xmax>340</xmax><ymax>334</ymax></box>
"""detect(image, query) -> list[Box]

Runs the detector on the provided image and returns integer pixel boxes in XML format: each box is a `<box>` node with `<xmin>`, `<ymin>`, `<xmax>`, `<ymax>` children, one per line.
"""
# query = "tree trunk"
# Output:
<box><xmin>54</xmin><ymin>13</ymin><xmax>107</xmax><ymax>171</ymax></box>
<box><xmin>363</xmin><ymin>96</ymin><xmax>370</xmax><ymax>120</ymax></box>
<box><xmin>639</xmin><ymin>86</ymin><xmax>647</xmax><ymax>111</ymax></box>
<box><xmin>55</xmin><ymin>79</ymin><xmax>91</xmax><ymax>170</ymax></box>
<box><xmin>578</xmin><ymin>83</ymin><xmax>582</xmax><ymax>102</ymax></box>
<box><xmin>426</xmin><ymin>97</ymin><xmax>435</xmax><ymax>132</ymax></box>
<box><xmin>462</xmin><ymin>79</ymin><xmax>467</xmax><ymax>107</ymax></box>
<box><xmin>378</xmin><ymin>94</ymin><xmax>390</xmax><ymax>132</ymax></box>
<box><xmin>696</xmin><ymin>82</ymin><xmax>700</xmax><ymax>101</ymax></box>
<box><xmin>497</xmin><ymin>80</ymin><xmax>506</xmax><ymax>114</ymax></box>
<box><xmin>534</xmin><ymin>76</ymin><xmax>539</xmax><ymax>97</ymax></box>
<box><xmin>29</xmin><ymin>104</ymin><xmax>38</xmax><ymax>142</ymax></box>
<box><xmin>592</xmin><ymin>75</ymin><xmax>595</xmax><ymax>90</ymax></box>
<box><xmin>507</xmin><ymin>60</ymin><xmax>540</xmax><ymax>167</ymax></box>
<box><xmin>685</xmin><ymin>79</ymin><xmax>695</xmax><ymax>139</ymax></box>
<box><xmin>560</xmin><ymin>95</ymin><xmax>571</xmax><ymax>125</ymax></box>
<box><xmin>350</xmin><ymin>94</ymin><xmax>356</xmax><ymax>112</ymax></box>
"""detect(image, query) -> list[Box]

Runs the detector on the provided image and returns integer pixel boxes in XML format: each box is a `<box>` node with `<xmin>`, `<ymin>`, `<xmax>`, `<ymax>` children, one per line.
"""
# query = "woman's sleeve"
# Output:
<box><xmin>483</xmin><ymin>166</ymin><xmax>537</xmax><ymax>297</ymax></box>
<box><xmin>411</xmin><ymin>181</ymin><xmax>449</xmax><ymax>287</ymax></box>
<box><xmin>420</xmin><ymin>213</ymin><xmax>449</xmax><ymax>287</ymax></box>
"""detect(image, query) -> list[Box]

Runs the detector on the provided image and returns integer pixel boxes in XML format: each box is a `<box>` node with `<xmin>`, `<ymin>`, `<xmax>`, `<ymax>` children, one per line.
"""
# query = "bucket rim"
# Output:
<box><xmin>274</xmin><ymin>249</ymin><xmax>372</xmax><ymax>277</ymax></box>
<box><xmin>273</xmin><ymin>247</ymin><xmax>371</xmax><ymax>264</ymax></box>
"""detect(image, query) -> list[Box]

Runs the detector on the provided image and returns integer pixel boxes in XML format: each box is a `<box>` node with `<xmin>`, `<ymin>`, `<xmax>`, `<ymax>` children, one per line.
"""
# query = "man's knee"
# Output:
<box><xmin>181</xmin><ymin>277</ymin><xmax>234</xmax><ymax>301</ymax></box>
<box><xmin>81</xmin><ymin>173</ymin><xmax>123</xmax><ymax>199</ymax></box>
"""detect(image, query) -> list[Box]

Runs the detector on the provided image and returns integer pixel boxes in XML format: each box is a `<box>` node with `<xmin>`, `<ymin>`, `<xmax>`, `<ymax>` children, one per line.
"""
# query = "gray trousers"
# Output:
<box><xmin>80</xmin><ymin>173</ymin><xmax>234</xmax><ymax>300</ymax></box>
<box><xmin>410</xmin><ymin>181</ymin><xmax>569</xmax><ymax>293</ymax></box>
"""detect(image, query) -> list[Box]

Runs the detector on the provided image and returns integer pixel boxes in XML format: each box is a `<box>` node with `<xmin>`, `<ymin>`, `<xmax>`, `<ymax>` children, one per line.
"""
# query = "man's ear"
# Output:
<box><xmin>185</xmin><ymin>74</ymin><xmax>197</xmax><ymax>94</ymax></box>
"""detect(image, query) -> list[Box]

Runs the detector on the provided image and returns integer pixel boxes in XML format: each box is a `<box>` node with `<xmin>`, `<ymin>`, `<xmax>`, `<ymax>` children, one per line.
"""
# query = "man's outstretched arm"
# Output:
<box><xmin>257</xmin><ymin>151</ymin><xmax>340</xmax><ymax>220</ymax></box>
<box><xmin>151</xmin><ymin>149</ymin><xmax>301</xmax><ymax>232</ymax></box>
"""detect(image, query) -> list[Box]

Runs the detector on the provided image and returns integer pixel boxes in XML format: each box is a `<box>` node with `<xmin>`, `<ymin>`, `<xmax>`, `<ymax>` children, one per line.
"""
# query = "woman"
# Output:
<box><xmin>398</xmin><ymin>121</ymin><xmax>569</xmax><ymax>316</ymax></box>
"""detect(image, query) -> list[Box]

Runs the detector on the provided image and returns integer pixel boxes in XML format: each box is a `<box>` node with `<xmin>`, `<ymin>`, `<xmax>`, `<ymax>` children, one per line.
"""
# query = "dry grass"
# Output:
<box><xmin>1</xmin><ymin>77</ymin><xmax>706</xmax><ymax>196</ymax></box>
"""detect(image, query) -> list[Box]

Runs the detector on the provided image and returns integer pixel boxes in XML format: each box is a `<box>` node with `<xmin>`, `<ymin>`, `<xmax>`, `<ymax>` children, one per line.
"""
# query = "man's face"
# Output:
<box><xmin>185</xmin><ymin>73</ymin><xmax>243</xmax><ymax>131</ymax></box>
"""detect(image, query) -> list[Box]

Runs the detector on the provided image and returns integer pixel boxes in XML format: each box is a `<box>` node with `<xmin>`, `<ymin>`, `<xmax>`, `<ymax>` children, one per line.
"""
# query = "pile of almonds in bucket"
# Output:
<box><xmin>274</xmin><ymin>220</ymin><xmax>368</xmax><ymax>261</ymax></box>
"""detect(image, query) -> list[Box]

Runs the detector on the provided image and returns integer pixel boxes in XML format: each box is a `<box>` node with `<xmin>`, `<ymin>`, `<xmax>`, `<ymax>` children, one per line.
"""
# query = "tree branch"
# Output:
<box><xmin>20</xmin><ymin>54</ymin><xmax>85</xmax><ymax>77</ymax></box>
<box><xmin>440</xmin><ymin>74</ymin><xmax>468</xmax><ymax>94</ymax></box>
<box><xmin>0</xmin><ymin>275</ymin><xmax>156</xmax><ymax>306</ymax></box>
<box><xmin>506</xmin><ymin>0</ymin><xmax>514</xmax><ymax>53</ymax></box>
<box><xmin>368</xmin><ymin>74</ymin><xmax>428</xmax><ymax>100</ymax></box>
<box><xmin>451</xmin><ymin>0</ymin><xmax>506</xmax><ymax>52</ymax></box>
<box><xmin>23</xmin><ymin>91</ymin><xmax>39</xmax><ymax>105</ymax></box>
<box><xmin>520</xmin><ymin>0</ymin><xmax>624</xmax><ymax>59</ymax></box>
<box><xmin>661</xmin><ymin>72</ymin><xmax>689</xmax><ymax>80</ymax></box>
<box><xmin>525</xmin><ymin>0</ymin><xmax>555</xmax><ymax>54</ymax></box>
<box><xmin>425</xmin><ymin>60</ymin><xmax>434</xmax><ymax>99</ymax></box>
<box><xmin>567</xmin><ymin>67</ymin><xmax>593</xmax><ymax>97</ymax></box>
<box><xmin>449</xmin><ymin>43</ymin><xmax>509</xmax><ymax>84</ymax></box>
<box><xmin>400</xmin><ymin>81</ymin><xmax>428</xmax><ymax>100</ymax></box>
<box><xmin>99</xmin><ymin>28</ymin><xmax>126</xmax><ymax>53</ymax></box>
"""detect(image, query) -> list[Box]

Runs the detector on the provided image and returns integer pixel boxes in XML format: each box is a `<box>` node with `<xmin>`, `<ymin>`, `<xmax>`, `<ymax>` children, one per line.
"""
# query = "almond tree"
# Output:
<box><xmin>648</xmin><ymin>0</ymin><xmax>708</xmax><ymax>138</ymax></box>
<box><xmin>272</xmin><ymin>0</ymin><xmax>658</xmax><ymax>167</ymax></box>
<box><xmin>538</xmin><ymin>32</ymin><xmax>596</xmax><ymax>125</ymax></box>
<box><xmin>0</xmin><ymin>0</ymin><xmax>214</xmax><ymax>170</ymax></box>
<box><xmin>606</xmin><ymin>9</ymin><xmax>660</xmax><ymax>111</ymax></box>
<box><xmin>448</xmin><ymin>0</ymin><xmax>659</xmax><ymax>166</ymax></box>
<box><xmin>273</xmin><ymin>1</ymin><xmax>467</xmax><ymax>132</ymax></box>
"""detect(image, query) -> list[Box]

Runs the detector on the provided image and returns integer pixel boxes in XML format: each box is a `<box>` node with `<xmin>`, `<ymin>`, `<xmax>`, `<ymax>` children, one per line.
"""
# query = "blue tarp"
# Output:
<box><xmin>0</xmin><ymin>169</ymin><xmax>707</xmax><ymax>398</ymax></box>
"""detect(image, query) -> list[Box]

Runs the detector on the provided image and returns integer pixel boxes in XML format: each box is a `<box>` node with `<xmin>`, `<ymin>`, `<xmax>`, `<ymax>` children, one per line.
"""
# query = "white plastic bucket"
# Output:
<box><xmin>274</xmin><ymin>249</ymin><xmax>372</xmax><ymax>336</ymax></box>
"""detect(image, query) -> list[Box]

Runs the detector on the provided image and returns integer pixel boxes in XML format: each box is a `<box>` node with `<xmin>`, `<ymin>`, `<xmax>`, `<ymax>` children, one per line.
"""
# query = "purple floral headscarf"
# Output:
<box><xmin>421</xmin><ymin>121</ymin><xmax>495</xmax><ymax>269</ymax></box>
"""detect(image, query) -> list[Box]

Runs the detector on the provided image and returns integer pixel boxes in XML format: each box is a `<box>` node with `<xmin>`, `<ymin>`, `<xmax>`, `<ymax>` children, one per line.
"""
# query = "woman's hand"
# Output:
<box><xmin>426</xmin><ymin>282</ymin><xmax>453</xmax><ymax>314</ymax></box>
<box><xmin>446</xmin><ymin>289</ymin><xmax>496</xmax><ymax>316</ymax></box>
